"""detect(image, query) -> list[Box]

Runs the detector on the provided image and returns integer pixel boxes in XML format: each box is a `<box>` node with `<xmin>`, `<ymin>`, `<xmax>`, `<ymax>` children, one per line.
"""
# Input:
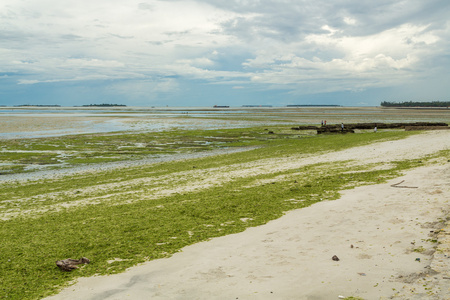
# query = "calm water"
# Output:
<box><xmin>0</xmin><ymin>107</ymin><xmax>283</xmax><ymax>139</ymax></box>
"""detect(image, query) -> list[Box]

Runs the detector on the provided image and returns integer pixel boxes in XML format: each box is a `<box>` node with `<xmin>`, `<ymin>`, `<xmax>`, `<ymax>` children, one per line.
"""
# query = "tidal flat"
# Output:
<box><xmin>2</xmin><ymin>106</ymin><xmax>450</xmax><ymax>138</ymax></box>
<box><xmin>0</xmin><ymin>107</ymin><xmax>449</xmax><ymax>299</ymax></box>
<box><xmin>1</xmin><ymin>106</ymin><xmax>449</xmax><ymax>176</ymax></box>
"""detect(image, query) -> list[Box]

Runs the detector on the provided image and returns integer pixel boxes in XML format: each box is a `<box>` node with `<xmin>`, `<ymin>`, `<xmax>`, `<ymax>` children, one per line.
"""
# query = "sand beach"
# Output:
<box><xmin>43</xmin><ymin>130</ymin><xmax>450</xmax><ymax>300</ymax></box>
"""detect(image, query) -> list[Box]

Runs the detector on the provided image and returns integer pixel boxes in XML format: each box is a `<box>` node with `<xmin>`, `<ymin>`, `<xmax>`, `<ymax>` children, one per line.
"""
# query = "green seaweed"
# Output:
<box><xmin>0</xmin><ymin>129</ymin><xmax>442</xmax><ymax>300</ymax></box>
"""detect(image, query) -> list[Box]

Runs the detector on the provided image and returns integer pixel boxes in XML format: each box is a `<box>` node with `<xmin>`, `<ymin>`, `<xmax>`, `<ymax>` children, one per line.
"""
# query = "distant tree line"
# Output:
<box><xmin>381</xmin><ymin>101</ymin><xmax>450</xmax><ymax>107</ymax></box>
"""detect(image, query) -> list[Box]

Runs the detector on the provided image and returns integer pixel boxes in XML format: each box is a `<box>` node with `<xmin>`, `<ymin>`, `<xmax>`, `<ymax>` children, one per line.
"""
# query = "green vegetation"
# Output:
<box><xmin>0</xmin><ymin>125</ymin><xmax>411</xmax><ymax>175</ymax></box>
<box><xmin>381</xmin><ymin>101</ymin><xmax>450</xmax><ymax>108</ymax></box>
<box><xmin>0</xmin><ymin>128</ymin><xmax>445</xmax><ymax>299</ymax></box>
<box><xmin>413</xmin><ymin>246</ymin><xmax>426</xmax><ymax>253</ymax></box>
<box><xmin>0</xmin><ymin>127</ymin><xmax>278</xmax><ymax>174</ymax></box>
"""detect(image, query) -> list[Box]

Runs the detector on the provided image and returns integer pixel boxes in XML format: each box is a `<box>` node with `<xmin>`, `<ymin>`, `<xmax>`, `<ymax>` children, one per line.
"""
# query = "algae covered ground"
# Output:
<box><xmin>0</xmin><ymin>126</ymin><xmax>447</xmax><ymax>300</ymax></box>
<box><xmin>0</xmin><ymin>126</ymin><xmax>315</xmax><ymax>175</ymax></box>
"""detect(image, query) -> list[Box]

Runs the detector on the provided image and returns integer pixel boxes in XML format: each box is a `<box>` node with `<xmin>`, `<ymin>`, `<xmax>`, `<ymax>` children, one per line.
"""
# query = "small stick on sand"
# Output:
<box><xmin>390</xmin><ymin>180</ymin><xmax>418</xmax><ymax>189</ymax></box>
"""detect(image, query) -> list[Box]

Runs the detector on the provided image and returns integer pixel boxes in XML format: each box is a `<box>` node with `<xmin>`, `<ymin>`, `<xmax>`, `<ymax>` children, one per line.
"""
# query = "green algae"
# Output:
<box><xmin>0</xmin><ymin>129</ymin><xmax>443</xmax><ymax>300</ymax></box>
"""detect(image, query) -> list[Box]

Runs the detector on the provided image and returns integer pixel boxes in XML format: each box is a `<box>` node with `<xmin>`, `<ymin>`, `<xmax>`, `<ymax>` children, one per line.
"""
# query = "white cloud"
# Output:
<box><xmin>101</xmin><ymin>78</ymin><xmax>181</xmax><ymax>102</ymax></box>
<box><xmin>0</xmin><ymin>0</ymin><xmax>239</xmax><ymax>81</ymax></box>
<box><xmin>175</xmin><ymin>58</ymin><xmax>215</xmax><ymax>67</ymax></box>
<box><xmin>343</xmin><ymin>17</ymin><xmax>356</xmax><ymax>25</ymax></box>
<box><xmin>0</xmin><ymin>0</ymin><xmax>449</xmax><ymax>104</ymax></box>
<box><xmin>65</xmin><ymin>59</ymin><xmax>125</xmax><ymax>68</ymax></box>
<box><xmin>239</xmin><ymin>20</ymin><xmax>444</xmax><ymax>94</ymax></box>
<box><xmin>321</xmin><ymin>25</ymin><xmax>339</xmax><ymax>35</ymax></box>
<box><xmin>18</xmin><ymin>79</ymin><xmax>39</xmax><ymax>85</ymax></box>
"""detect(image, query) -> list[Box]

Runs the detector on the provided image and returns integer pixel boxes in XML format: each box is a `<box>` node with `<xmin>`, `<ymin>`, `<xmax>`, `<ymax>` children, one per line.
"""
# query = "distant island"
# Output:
<box><xmin>14</xmin><ymin>104</ymin><xmax>61</xmax><ymax>107</ymax></box>
<box><xmin>213</xmin><ymin>105</ymin><xmax>230</xmax><ymax>108</ymax></box>
<box><xmin>81</xmin><ymin>104</ymin><xmax>127</xmax><ymax>107</ymax></box>
<box><xmin>287</xmin><ymin>105</ymin><xmax>341</xmax><ymax>107</ymax></box>
<box><xmin>242</xmin><ymin>105</ymin><xmax>273</xmax><ymax>107</ymax></box>
<box><xmin>381</xmin><ymin>101</ymin><xmax>450</xmax><ymax>108</ymax></box>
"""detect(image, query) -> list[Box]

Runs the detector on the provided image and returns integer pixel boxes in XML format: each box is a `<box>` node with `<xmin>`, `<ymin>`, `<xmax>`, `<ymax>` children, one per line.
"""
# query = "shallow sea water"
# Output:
<box><xmin>0</xmin><ymin>108</ymin><xmax>272</xmax><ymax>139</ymax></box>
<box><xmin>1</xmin><ymin>106</ymin><xmax>449</xmax><ymax>139</ymax></box>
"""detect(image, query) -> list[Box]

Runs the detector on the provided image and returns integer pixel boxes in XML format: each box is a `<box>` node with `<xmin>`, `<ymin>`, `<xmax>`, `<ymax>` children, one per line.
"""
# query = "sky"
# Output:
<box><xmin>0</xmin><ymin>0</ymin><xmax>449</xmax><ymax>107</ymax></box>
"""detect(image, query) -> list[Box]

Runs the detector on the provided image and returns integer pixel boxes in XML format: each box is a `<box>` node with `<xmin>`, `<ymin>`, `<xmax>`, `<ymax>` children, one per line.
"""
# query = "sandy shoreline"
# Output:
<box><xmin>42</xmin><ymin>131</ymin><xmax>449</xmax><ymax>300</ymax></box>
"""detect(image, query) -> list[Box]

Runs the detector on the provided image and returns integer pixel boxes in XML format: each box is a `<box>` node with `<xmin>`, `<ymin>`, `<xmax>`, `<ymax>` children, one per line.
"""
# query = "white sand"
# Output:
<box><xmin>45</xmin><ymin>131</ymin><xmax>450</xmax><ymax>300</ymax></box>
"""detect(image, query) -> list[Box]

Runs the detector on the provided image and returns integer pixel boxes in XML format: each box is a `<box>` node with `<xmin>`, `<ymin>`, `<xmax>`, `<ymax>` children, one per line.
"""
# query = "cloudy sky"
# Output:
<box><xmin>1</xmin><ymin>0</ymin><xmax>449</xmax><ymax>107</ymax></box>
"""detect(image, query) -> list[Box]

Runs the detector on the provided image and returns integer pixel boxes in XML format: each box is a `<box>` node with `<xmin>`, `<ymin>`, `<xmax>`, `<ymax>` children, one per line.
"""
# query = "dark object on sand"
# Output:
<box><xmin>291</xmin><ymin>122</ymin><xmax>448</xmax><ymax>134</ymax></box>
<box><xmin>332</xmin><ymin>255</ymin><xmax>340</xmax><ymax>261</ymax></box>
<box><xmin>390</xmin><ymin>180</ymin><xmax>418</xmax><ymax>189</ymax></box>
<box><xmin>56</xmin><ymin>257</ymin><xmax>90</xmax><ymax>271</ymax></box>
<box><xmin>317</xmin><ymin>127</ymin><xmax>354</xmax><ymax>134</ymax></box>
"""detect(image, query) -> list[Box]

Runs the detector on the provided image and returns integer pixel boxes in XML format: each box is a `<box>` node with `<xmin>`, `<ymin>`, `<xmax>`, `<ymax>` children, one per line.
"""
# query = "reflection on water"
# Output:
<box><xmin>0</xmin><ymin>114</ymin><xmax>273</xmax><ymax>139</ymax></box>
<box><xmin>0</xmin><ymin>120</ymin><xmax>131</xmax><ymax>139</ymax></box>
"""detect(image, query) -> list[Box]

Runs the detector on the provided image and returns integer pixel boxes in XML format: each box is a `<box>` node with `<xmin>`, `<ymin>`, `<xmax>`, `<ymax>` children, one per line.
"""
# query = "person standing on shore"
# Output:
<box><xmin>341</xmin><ymin>123</ymin><xmax>344</xmax><ymax>131</ymax></box>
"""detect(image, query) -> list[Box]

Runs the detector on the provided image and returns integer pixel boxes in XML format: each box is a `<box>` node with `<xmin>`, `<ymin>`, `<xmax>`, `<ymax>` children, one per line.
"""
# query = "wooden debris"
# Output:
<box><xmin>56</xmin><ymin>257</ymin><xmax>90</xmax><ymax>271</ymax></box>
<box><xmin>291</xmin><ymin>122</ymin><xmax>448</xmax><ymax>133</ymax></box>
<box><xmin>317</xmin><ymin>127</ymin><xmax>354</xmax><ymax>134</ymax></box>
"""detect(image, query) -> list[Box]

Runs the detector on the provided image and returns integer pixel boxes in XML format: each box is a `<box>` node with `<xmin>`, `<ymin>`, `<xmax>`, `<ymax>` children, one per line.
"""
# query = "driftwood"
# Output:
<box><xmin>56</xmin><ymin>257</ymin><xmax>90</xmax><ymax>271</ymax></box>
<box><xmin>291</xmin><ymin>126</ymin><xmax>318</xmax><ymax>130</ymax></box>
<box><xmin>317</xmin><ymin>127</ymin><xmax>354</xmax><ymax>134</ymax></box>
<box><xmin>291</xmin><ymin>122</ymin><xmax>448</xmax><ymax>132</ymax></box>
<box><xmin>390</xmin><ymin>180</ymin><xmax>418</xmax><ymax>189</ymax></box>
